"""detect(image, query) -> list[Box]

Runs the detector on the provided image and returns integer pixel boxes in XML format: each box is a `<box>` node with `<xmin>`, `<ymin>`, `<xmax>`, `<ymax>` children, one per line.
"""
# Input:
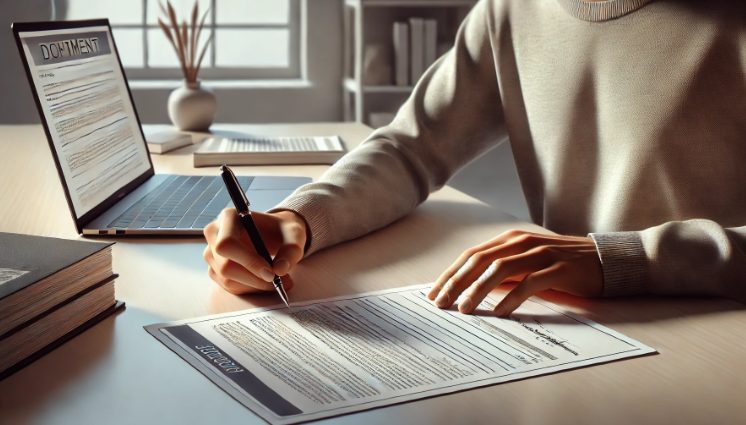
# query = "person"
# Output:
<box><xmin>203</xmin><ymin>0</ymin><xmax>746</xmax><ymax>317</ymax></box>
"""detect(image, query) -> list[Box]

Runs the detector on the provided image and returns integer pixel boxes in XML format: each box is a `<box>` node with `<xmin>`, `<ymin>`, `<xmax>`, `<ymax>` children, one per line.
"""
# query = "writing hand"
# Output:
<box><xmin>203</xmin><ymin>209</ymin><xmax>307</xmax><ymax>295</ymax></box>
<box><xmin>427</xmin><ymin>230</ymin><xmax>603</xmax><ymax>316</ymax></box>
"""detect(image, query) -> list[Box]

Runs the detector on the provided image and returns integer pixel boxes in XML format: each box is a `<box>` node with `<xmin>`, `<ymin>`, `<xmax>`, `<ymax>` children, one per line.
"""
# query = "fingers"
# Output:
<box><xmin>427</xmin><ymin>232</ymin><xmax>524</xmax><ymax>301</ymax></box>
<box><xmin>204</xmin><ymin>245</ymin><xmax>275</xmax><ymax>292</ymax></box>
<box><xmin>428</xmin><ymin>249</ymin><xmax>472</xmax><ymax>301</ymax></box>
<box><xmin>427</xmin><ymin>230</ymin><xmax>583</xmax><ymax>303</ymax></box>
<box><xmin>455</xmin><ymin>247</ymin><xmax>554</xmax><ymax>313</ymax></box>
<box><xmin>207</xmin><ymin>265</ymin><xmax>295</xmax><ymax>295</ymax></box>
<box><xmin>213</xmin><ymin>209</ymin><xmax>275</xmax><ymax>282</ymax></box>
<box><xmin>429</xmin><ymin>229</ymin><xmax>601</xmax><ymax>312</ymax></box>
<box><xmin>432</xmin><ymin>241</ymin><xmax>543</xmax><ymax>309</ymax></box>
<box><xmin>272</xmin><ymin>216</ymin><xmax>306</xmax><ymax>276</ymax></box>
<box><xmin>204</xmin><ymin>209</ymin><xmax>306</xmax><ymax>296</ymax></box>
<box><xmin>494</xmin><ymin>263</ymin><xmax>564</xmax><ymax>317</ymax></box>
<box><xmin>208</xmin><ymin>266</ymin><xmax>263</xmax><ymax>295</ymax></box>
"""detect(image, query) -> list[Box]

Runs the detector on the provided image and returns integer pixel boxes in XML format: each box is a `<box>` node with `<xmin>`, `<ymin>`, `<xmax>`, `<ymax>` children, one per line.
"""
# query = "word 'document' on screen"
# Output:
<box><xmin>39</xmin><ymin>37</ymin><xmax>100</xmax><ymax>60</ymax></box>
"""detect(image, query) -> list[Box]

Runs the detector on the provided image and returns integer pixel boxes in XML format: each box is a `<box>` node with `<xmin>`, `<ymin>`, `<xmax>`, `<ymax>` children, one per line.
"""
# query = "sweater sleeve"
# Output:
<box><xmin>590</xmin><ymin>220</ymin><xmax>746</xmax><ymax>303</ymax></box>
<box><xmin>269</xmin><ymin>0</ymin><xmax>506</xmax><ymax>256</ymax></box>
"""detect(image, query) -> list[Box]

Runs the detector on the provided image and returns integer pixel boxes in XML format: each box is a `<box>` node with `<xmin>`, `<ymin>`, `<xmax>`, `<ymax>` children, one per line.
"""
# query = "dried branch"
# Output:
<box><xmin>195</xmin><ymin>8</ymin><xmax>209</xmax><ymax>41</ymax></box>
<box><xmin>157</xmin><ymin>19</ymin><xmax>178</xmax><ymax>55</ymax></box>
<box><xmin>165</xmin><ymin>1</ymin><xmax>188</xmax><ymax>80</ymax></box>
<box><xmin>157</xmin><ymin>1</ymin><xmax>210</xmax><ymax>82</ymax></box>
<box><xmin>181</xmin><ymin>20</ymin><xmax>190</xmax><ymax>79</ymax></box>
<box><xmin>192</xmin><ymin>8</ymin><xmax>211</xmax><ymax>81</ymax></box>
<box><xmin>190</xmin><ymin>2</ymin><xmax>198</xmax><ymax>81</ymax></box>
<box><xmin>192</xmin><ymin>32</ymin><xmax>213</xmax><ymax>82</ymax></box>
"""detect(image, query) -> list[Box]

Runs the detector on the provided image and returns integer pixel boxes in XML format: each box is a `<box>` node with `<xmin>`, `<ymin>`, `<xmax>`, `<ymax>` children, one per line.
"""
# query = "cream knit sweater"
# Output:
<box><xmin>272</xmin><ymin>0</ymin><xmax>746</xmax><ymax>302</ymax></box>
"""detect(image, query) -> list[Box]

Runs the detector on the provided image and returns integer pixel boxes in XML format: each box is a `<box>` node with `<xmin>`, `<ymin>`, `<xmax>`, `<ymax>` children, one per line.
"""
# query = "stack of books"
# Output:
<box><xmin>393</xmin><ymin>18</ymin><xmax>438</xmax><ymax>87</ymax></box>
<box><xmin>0</xmin><ymin>233</ymin><xmax>121</xmax><ymax>380</ymax></box>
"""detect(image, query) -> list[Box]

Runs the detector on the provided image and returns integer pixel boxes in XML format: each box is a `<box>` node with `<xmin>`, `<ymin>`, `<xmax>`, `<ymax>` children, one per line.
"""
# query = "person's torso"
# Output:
<box><xmin>492</xmin><ymin>0</ymin><xmax>746</xmax><ymax>234</ymax></box>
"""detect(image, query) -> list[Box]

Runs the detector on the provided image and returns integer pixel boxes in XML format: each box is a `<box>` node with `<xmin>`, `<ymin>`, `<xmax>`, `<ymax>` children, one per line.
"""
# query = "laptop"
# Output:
<box><xmin>12</xmin><ymin>19</ymin><xmax>310</xmax><ymax>235</ymax></box>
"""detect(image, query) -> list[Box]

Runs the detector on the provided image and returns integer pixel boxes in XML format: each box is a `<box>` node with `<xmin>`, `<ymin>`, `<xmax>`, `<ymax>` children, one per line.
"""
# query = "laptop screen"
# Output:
<box><xmin>16</xmin><ymin>23</ymin><xmax>151</xmax><ymax>219</ymax></box>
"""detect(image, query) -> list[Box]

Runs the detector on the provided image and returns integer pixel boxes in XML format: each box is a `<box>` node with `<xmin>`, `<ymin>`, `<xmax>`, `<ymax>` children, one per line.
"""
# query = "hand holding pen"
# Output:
<box><xmin>202</xmin><ymin>166</ymin><xmax>308</xmax><ymax>303</ymax></box>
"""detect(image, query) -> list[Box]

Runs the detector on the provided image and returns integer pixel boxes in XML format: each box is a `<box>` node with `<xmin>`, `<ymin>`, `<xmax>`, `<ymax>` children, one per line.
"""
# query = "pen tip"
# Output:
<box><xmin>276</xmin><ymin>284</ymin><xmax>290</xmax><ymax>308</ymax></box>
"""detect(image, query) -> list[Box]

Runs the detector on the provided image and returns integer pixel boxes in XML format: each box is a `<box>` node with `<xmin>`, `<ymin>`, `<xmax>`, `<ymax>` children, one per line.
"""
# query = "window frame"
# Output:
<box><xmin>97</xmin><ymin>0</ymin><xmax>302</xmax><ymax>80</ymax></box>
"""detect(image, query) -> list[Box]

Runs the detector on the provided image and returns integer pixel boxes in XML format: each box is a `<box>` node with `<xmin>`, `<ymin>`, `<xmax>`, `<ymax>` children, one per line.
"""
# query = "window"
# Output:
<box><xmin>60</xmin><ymin>0</ymin><xmax>303</xmax><ymax>80</ymax></box>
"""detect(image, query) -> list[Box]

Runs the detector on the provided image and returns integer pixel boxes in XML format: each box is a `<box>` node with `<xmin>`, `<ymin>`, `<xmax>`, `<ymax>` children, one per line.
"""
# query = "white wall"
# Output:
<box><xmin>0</xmin><ymin>0</ymin><xmax>343</xmax><ymax>124</ymax></box>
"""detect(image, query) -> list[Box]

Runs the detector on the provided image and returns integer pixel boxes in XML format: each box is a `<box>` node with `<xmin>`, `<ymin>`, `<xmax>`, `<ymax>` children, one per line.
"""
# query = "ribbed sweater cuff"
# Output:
<box><xmin>267</xmin><ymin>195</ymin><xmax>333</xmax><ymax>257</ymax></box>
<box><xmin>589</xmin><ymin>232</ymin><xmax>650</xmax><ymax>297</ymax></box>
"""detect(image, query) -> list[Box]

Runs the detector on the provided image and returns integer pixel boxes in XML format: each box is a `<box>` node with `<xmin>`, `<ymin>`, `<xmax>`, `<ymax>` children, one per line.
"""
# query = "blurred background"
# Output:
<box><xmin>0</xmin><ymin>0</ymin><xmax>530</xmax><ymax>221</ymax></box>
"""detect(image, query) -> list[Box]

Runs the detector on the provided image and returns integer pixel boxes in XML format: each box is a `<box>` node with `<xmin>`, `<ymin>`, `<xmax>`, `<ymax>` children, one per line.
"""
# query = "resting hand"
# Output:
<box><xmin>203</xmin><ymin>209</ymin><xmax>307</xmax><ymax>295</ymax></box>
<box><xmin>427</xmin><ymin>230</ymin><xmax>603</xmax><ymax>316</ymax></box>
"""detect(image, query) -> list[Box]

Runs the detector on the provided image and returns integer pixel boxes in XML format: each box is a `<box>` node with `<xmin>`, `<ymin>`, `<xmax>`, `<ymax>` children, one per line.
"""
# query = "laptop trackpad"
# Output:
<box><xmin>245</xmin><ymin>190</ymin><xmax>297</xmax><ymax>212</ymax></box>
<box><xmin>249</xmin><ymin>176</ymin><xmax>311</xmax><ymax>190</ymax></box>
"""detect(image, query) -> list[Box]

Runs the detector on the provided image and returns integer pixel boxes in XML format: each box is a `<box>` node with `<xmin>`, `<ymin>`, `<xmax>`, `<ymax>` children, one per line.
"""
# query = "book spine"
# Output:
<box><xmin>409</xmin><ymin>18</ymin><xmax>425</xmax><ymax>85</ymax></box>
<box><xmin>146</xmin><ymin>143</ymin><xmax>163</xmax><ymax>154</ymax></box>
<box><xmin>393</xmin><ymin>22</ymin><xmax>409</xmax><ymax>87</ymax></box>
<box><xmin>424</xmin><ymin>19</ymin><xmax>437</xmax><ymax>70</ymax></box>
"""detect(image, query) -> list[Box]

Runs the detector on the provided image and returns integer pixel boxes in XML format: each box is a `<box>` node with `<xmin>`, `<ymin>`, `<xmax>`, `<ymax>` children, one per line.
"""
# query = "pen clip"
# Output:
<box><xmin>220</xmin><ymin>165</ymin><xmax>251</xmax><ymax>215</ymax></box>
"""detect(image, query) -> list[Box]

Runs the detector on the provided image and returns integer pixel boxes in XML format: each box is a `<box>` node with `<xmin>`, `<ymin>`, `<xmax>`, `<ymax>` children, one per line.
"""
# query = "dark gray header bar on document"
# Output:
<box><xmin>25</xmin><ymin>31</ymin><xmax>110</xmax><ymax>66</ymax></box>
<box><xmin>165</xmin><ymin>324</ymin><xmax>303</xmax><ymax>417</ymax></box>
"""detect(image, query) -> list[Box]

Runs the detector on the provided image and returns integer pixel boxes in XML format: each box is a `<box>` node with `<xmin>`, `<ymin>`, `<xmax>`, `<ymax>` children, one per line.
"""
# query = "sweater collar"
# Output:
<box><xmin>557</xmin><ymin>0</ymin><xmax>655</xmax><ymax>22</ymax></box>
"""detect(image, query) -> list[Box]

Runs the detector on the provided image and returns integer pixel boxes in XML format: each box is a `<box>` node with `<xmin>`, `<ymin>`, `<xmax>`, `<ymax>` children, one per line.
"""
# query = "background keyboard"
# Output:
<box><xmin>107</xmin><ymin>175</ymin><xmax>254</xmax><ymax>229</ymax></box>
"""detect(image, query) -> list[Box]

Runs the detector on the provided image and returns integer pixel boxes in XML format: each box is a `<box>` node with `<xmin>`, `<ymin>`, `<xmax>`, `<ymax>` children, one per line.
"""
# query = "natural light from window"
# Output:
<box><xmin>61</xmin><ymin>0</ymin><xmax>296</xmax><ymax>79</ymax></box>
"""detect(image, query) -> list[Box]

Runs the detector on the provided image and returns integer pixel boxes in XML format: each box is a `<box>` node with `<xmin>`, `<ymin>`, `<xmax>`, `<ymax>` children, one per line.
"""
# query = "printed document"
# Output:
<box><xmin>146</xmin><ymin>284</ymin><xmax>655</xmax><ymax>424</ymax></box>
<box><xmin>18</xmin><ymin>26</ymin><xmax>151</xmax><ymax>217</ymax></box>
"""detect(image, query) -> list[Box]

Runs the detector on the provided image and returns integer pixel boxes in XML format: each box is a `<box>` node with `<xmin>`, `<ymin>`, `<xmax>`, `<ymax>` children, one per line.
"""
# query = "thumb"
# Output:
<box><xmin>272</xmin><ymin>218</ymin><xmax>307</xmax><ymax>276</ymax></box>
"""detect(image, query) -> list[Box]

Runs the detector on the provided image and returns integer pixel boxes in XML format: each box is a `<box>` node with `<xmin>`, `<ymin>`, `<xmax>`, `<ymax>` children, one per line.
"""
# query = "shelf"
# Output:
<box><xmin>342</xmin><ymin>0</ymin><xmax>476</xmax><ymax>123</ymax></box>
<box><xmin>344</xmin><ymin>78</ymin><xmax>414</xmax><ymax>94</ymax></box>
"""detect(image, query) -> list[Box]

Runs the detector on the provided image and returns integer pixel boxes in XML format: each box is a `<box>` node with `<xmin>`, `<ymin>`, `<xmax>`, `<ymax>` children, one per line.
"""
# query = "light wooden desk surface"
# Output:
<box><xmin>0</xmin><ymin>123</ymin><xmax>745</xmax><ymax>425</ymax></box>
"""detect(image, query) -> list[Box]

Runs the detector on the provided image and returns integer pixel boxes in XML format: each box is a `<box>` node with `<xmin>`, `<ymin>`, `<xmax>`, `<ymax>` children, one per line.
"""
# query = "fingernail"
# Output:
<box><xmin>494</xmin><ymin>305</ymin><xmax>507</xmax><ymax>317</ymax></box>
<box><xmin>274</xmin><ymin>259</ymin><xmax>290</xmax><ymax>275</ymax></box>
<box><xmin>260</xmin><ymin>268</ymin><xmax>274</xmax><ymax>282</ymax></box>
<box><xmin>459</xmin><ymin>297</ymin><xmax>472</xmax><ymax>313</ymax></box>
<box><xmin>426</xmin><ymin>289</ymin><xmax>438</xmax><ymax>300</ymax></box>
<box><xmin>435</xmin><ymin>292</ymin><xmax>450</xmax><ymax>307</ymax></box>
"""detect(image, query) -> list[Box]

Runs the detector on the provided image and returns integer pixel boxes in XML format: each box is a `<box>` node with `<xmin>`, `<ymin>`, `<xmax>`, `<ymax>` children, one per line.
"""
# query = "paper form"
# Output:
<box><xmin>18</xmin><ymin>27</ymin><xmax>151</xmax><ymax>217</ymax></box>
<box><xmin>146</xmin><ymin>284</ymin><xmax>656</xmax><ymax>424</ymax></box>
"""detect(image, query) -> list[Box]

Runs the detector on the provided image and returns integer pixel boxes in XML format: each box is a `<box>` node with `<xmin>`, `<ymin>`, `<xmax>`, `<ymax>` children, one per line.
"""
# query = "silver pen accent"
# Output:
<box><xmin>273</xmin><ymin>276</ymin><xmax>290</xmax><ymax>307</ymax></box>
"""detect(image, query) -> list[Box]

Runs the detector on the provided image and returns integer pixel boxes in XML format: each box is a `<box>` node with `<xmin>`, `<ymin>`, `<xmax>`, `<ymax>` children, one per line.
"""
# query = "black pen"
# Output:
<box><xmin>219</xmin><ymin>165</ymin><xmax>290</xmax><ymax>307</ymax></box>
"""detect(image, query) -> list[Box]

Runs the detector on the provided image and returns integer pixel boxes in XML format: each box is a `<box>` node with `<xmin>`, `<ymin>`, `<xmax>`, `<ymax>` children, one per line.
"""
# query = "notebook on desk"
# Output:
<box><xmin>12</xmin><ymin>19</ymin><xmax>310</xmax><ymax>235</ymax></box>
<box><xmin>194</xmin><ymin>135</ymin><xmax>347</xmax><ymax>167</ymax></box>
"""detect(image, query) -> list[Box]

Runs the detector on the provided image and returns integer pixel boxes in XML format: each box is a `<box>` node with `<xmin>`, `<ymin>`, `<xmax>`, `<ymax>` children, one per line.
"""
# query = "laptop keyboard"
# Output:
<box><xmin>107</xmin><ymin>175</ymin><xmax>254</xmax><ymax>229</ymax></box>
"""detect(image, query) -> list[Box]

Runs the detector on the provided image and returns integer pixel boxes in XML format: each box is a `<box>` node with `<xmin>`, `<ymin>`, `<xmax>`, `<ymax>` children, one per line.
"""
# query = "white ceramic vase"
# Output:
<box><xmin>167</xmin><ymin>80</ymin><xmax>217</xmax><ymax>131</ymax></box>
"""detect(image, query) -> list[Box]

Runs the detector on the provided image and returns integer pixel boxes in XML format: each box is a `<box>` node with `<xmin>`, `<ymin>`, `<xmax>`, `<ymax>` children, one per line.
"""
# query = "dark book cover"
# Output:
<box><xmin>0</xmin><ymin>232</ymin><xmax>113</xmax><ymax>300</ymax></box>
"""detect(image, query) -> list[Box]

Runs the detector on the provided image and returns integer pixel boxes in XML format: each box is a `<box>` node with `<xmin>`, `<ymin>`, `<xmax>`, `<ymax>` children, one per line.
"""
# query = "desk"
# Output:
<box><xmin>0</xmin><ymin>123</ymin><xmax>745</xmax><ymax>425</ymax></box>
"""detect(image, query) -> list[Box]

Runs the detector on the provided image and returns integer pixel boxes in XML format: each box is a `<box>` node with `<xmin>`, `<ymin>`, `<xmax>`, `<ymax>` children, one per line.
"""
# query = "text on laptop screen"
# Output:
<box><xmin>18</xmin><ymin>26</ymin><xmax>151</xmax><ymax>218</ymax></box>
